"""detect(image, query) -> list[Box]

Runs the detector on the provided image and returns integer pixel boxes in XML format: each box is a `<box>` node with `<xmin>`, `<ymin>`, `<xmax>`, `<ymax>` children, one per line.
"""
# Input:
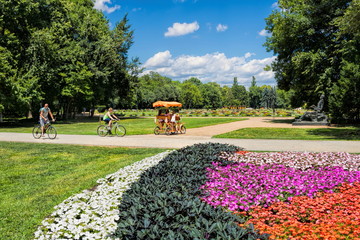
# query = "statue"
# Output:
<box><xmin>293</xmin><ymin>94</ymin><xmax>329</xmax><ymax>125</ymax></box>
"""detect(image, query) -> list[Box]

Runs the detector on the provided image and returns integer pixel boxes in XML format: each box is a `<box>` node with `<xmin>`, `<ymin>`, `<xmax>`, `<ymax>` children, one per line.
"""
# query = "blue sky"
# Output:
<box><xmin>95</xmin><ymin>0</ymin><xmax>278</xmax><ymax>87</ymax></box>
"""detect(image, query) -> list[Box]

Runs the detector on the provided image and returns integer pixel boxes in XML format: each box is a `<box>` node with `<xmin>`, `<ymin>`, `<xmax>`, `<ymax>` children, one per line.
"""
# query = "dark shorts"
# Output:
<box><xmin>104</xmin><ymin>119</ymin><xmax>111</xmax><ymax>124</ymax></box>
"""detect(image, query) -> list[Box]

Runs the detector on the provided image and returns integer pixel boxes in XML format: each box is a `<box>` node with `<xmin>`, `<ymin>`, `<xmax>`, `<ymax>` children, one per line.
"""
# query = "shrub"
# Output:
<box><xmin>114</xmin><ymin>143</ymin><xmax>268</xmax><ymax>239</ymax></box>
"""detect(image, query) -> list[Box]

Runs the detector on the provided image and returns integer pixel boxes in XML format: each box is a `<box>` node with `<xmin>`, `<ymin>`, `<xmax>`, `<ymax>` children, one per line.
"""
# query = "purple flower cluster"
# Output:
<box><xmin>200</xmin><ymin>160</ymin><xmax>360</xmax><ymax>211</ymax></box>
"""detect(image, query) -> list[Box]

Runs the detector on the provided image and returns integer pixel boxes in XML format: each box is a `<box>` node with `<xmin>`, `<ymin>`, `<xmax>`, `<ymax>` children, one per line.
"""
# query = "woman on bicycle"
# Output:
<box><xmin>103</xmin><ymin>108</ymin><xmax>119</xmax><ymax>131</ymax></box>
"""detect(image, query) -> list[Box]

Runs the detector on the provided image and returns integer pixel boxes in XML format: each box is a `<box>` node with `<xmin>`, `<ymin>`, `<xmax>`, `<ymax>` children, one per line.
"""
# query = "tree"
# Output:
<box><xmin>180</xmin><ymin>81</ymin><xmax>203</xmax><ymax>109</ymax></box>
<box><xmin>264</xmin><ymin>0</ymin><xmax>351</xmax><ymax>109</ymax></box>
<box><xmin>0</xmin><ymin>0</ymin><xmax>49</xmax><ymax>117</ymax></box>
<box><xmin>183</xmin><ymin>77</ymin><xmax>202</xmax><ymax>86</ymax></box>
<box><xmin>276</xmin><ymin>89</ymin><xmax>293</xmax><ymax>109</ymax></box>
<box><xmin>329</xmin><ymin>61</ymin><xmax>360</xmax><ymax>122</ymax></box>
<box><xmin>135</xmin><ymin>72</ymin><xmax>181</xmax><ymax>108</ymax></box>
<box><xmin>328</xmin><ymin>0</ymin><xmax>360</xmax><ymax>122</ymax></box>
<box><xmin>248</xmin><ymin>76</ymin><xmax>262</xmax><ymax>108</ymax></box>
<box><xmin>0</xmin><ymin>0</ymin><xmax>137</xmax><ymax>118</ymax></box>
<box><xmin>231</xmin><ymin>77</ymin><xmax>248</xmax><ymax>107</ymax></box>
<box><xmin>221</xmin><ymin>86</ymin><xmax>234</xmax><ymax>108</ymax></box>
<box><xmin>110</xmin><ymin>14</ymin><xmax>138</xmax><ymax>106</ymax></box>
<box><xmin>200</xmin><ymin>82</ymin><xmax>222</xmax><ymax>109</ymax></box>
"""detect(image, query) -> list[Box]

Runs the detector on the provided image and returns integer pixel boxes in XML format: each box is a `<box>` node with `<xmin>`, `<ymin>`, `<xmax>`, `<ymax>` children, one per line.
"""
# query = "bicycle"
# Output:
<box><xmin>97</xmin><ymin>120</ymin><xmax>126</xmax><ymax>137</ymax></box>
<box><xmin>32</xmin><ymin>121</ymin><xmax>57</xmax><ymax>139</ymax></box>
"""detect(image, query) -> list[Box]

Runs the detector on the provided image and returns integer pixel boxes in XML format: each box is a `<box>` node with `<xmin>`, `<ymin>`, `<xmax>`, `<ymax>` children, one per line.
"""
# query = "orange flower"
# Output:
<box><xmin>235</xmin><ymin>150</ymin><xmax>250</xmax><ymax>155</ymax></box>
<box><xmin>236</xmin><ymin>182</ymin><xmax>360</xmax><ymax>239</ymax></box>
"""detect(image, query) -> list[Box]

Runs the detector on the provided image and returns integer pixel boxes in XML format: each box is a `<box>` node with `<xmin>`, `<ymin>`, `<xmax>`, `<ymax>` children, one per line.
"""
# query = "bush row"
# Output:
<box><xmin>114</xmin><ymin>143</ymin><xmax>269</xmax><ymax>239</ymax></box>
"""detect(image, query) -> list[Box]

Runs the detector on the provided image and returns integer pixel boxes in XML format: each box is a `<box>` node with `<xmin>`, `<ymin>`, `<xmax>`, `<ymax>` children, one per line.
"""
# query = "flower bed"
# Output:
<box><xmin>34</xmin><ymin>151</ymin><xmax>172</xmax><ymax>240</ymax></box>
<box><xmin>34</xmin><ymin>144</ymin><xmax>267</xmax><ymax>240</ymax></box>
<box><xmin>113</xmin><ymin>143</ymin><xmax>266</xmax><ymax>239</ymax></box>
<box><xmin>240</xmin><ymin>182</ymin><xmax>360</xmax><ymax>239</ymax></box>
<box><xmin>34</xmin><ymin>145</ymin><xmax>360</xmax><ymax>239</ymax></box>
<box><xmin>109</xmin><ymin>108</ymin><xmax>305</xmax><ymax>118</ymax></box>
<box><xmin>200</xmin><ymin>151</ymin><xmax>360</xmax><ymax>239</ymax></box>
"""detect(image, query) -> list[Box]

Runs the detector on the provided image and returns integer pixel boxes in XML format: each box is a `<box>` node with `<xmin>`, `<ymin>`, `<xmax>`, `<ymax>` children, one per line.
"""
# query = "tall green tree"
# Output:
<box><xmin>276</xmin><ymin>89</ymin><xmax>294</xmax><ymax>109</ymax></box>
<box><xmin>248</xmin><ymin>76</ymin><xmax>262</xmax><ymax>108</ymax></box>
<box><xmin>29</xmin><ymin>0</ymin><xmax>113</xmax><ymax>118</ymax></box>
<box><xmin>136</xmin><ymin>72</ymin><xmax>181</xmax><ymax>108</ymax></box>
<box><xmin>221</xmin><ymin>86</ymin><xmax>234</xmax><ymax>107</ymax></box>
<box><xmin>180</xmin><ymin>80</ymin><xmax>203</xmax><ymax>109</ymax></box>
<box><xmin>0</xmin><ymin>0</ymin><xmax>137</xmax><ymax>118</ymax></box>
<box><xmin>231</xmin><ymin>77</ymin><xmax>248</xmax><ymax>107</ymax></box>
<box><xmin>200</xmin><ymin>82</ymin><xmax>222</xmax><ymax>109</ymax></box>
<box><xmin>265</xmin><ymin>0</ymin><xmax>351</xmax><ymax>110</ymax></box>
<box><xmin>183</xmin><ymin>77</ymin><xmax>202</xmax><ymax>86</ymax></box>
<box><xmin>110</xmin><ymin>14</ymin><xmax>138</xmax><ymax>108</ymax></box>
<box><xmin>329</xmin><ymin>0</ymin><xmax>360</xmax><ymax>122</ymax></box>
<box><xmin>0</xmin><ymin>0</ymin><xmax>50</xmax><ymax>116</ymax></box>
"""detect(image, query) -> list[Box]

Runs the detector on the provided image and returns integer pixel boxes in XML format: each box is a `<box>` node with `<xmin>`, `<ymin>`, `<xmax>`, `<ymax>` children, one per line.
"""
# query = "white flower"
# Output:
<box><xmin>34</xmin><ymin>151</ymin><xmax>172</xmax><ymax>239</ymax></box>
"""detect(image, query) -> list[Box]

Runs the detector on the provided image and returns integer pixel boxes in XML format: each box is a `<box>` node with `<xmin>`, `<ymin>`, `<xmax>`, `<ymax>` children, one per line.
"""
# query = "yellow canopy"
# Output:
<box><xmin>152</xmin><ymin>101</ymin><xmax>182</xmax><ymax>108</ymax></box>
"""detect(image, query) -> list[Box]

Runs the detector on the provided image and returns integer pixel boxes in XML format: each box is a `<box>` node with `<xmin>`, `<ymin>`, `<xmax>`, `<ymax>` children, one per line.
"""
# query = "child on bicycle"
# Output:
<box><xmin>103</xmin><ymin>108</ymin><xmax>119</xmax><ymax>133</ymax></box>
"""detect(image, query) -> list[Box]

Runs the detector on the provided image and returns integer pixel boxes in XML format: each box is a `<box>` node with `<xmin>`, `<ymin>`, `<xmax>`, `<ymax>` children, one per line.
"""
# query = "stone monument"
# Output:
<box><xmin>293</xmin><ymin>94</ymin><xmax>329</xmax><ymax>125</ymax></box>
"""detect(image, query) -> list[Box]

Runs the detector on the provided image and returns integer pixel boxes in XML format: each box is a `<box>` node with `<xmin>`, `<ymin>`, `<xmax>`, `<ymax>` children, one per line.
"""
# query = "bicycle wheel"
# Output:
<box><xmin>47</xmin><ymin>126</ymin><xmax>57</xmax><ymax>139</ymax></box>
<box><xmin>165</xmin><ymin>126</ymin><xmax>172</xmax><ymax>135</ymax></box>
<box><xmin>180</xmin><ymin>125</ymin><xmax>186</xmax><ymax>134</ymax></box>
<box><xmin>32</xmin><ymin>125</ymin><xmax>42</xmax><ymax>139</ymax></box>
<box><xmin>115</xmin><ymin>125</ymin><xmax>126</xmax><ymax>137</ymax></box>
<box><xmin>97</xmin><ymin>125</ymin><xmax>108</xmax><ymax>137</ymax></box>
<box><xmin>154</xmin><ymin>126</ymin><xmax>161</xmax><ymax>135</ymax></box>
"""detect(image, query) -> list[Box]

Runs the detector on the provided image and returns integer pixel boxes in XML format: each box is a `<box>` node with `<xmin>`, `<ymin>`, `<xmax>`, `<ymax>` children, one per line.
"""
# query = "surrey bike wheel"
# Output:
<box><xmin>165</xmin><ymin>126</ymin><xmax>172</xmax><ymax>135</ymax></box>
<box><xmin>47</xmin><ymin>126</ymin><xmax>57</xmax><ymax>139</ymax></box>
<box><xmin>32</xmin><ymin>125</ymin><xmax>42</xmax><ymax>139</ymax></box>
<box><xmin>115</xmin><ymin>125</ymin><xmax>126</xmax><ymax>137</ymax></box>
<box><xmin>154</xmin><ymin>126</ymin><xmax>161</xmax><ymax>135</ymax></box>
<box><xmin>180</xmin><ymin>125</ymin><xmax>186</xmax><ymax>134</ymax></box>
<box><xmin>97</xmin><ymin>125</ymin><xmax>108</xmax><ymax>137</ymax></box>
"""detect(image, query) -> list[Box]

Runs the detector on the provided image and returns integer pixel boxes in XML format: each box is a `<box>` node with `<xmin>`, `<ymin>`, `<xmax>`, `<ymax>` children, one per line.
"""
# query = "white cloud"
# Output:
<box><xmin>143</xmin><ymin>51</ymin><xmax>276</xmax><ymax>86</ymax></box>
<box><xmin>244</xmin><ymin>52</ymin><xmax>255</xmax><ymax>58</ymax></box>
<box><xmin>93</xmin><ymin>0</ymin><xmax>120</xmax><ymax>13</ymax></box>
<box><xmin>216</xmin><ymin>24</ymin><xmax>228</xmax><ymax>32</ymax></box>
<box><xmin>164</xmin><ymin>21</ymin><xmax>200</xmax><ymax>37</ymax></box>
<box><xmin>259</xmin><ymin>29</ymin><xmax>271</xmax><ymax>37</ymax></box>
<box><xmin>272</xmin><ymin>2</ymin><xmax>279</xmax><ymax>8</ymax></box>
<box><xmin>144</xmin><ymin>51</ymin><xmax>173</xmax><ymax>68</ymax></box>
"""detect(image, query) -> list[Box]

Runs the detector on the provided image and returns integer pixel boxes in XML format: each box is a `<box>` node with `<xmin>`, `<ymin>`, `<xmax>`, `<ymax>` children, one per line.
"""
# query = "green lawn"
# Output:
<box><xmin>214</xmin><ymin>127</ymin><xmax>360</xmax><ymax>140</ymax></box>
<box><xmin>0</xmin><ymin>117</ymin><xmax>245</xmax><ymax>135</ymax></box>
<box><xmin>0</xmin><ymin>142</ymin><xmax>165</xmax><ymax>240</ymax></box>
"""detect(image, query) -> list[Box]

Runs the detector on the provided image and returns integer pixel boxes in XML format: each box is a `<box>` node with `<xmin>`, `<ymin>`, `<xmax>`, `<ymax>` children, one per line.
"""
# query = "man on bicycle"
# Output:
<box><xmin>103</xmin><ymin>108</ymin><xmax>119</xmax><ymax>133</ymax></box>
<box><xmin>39</xmin><ymin>103</ymin><xmax>55</xmax><ymax>137</ymax></box>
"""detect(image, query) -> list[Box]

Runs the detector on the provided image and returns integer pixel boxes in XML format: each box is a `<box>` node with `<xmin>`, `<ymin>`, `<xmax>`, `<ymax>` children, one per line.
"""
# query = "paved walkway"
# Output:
<box><xmin>185</xmin><ymin>117</ymin><xmax>330</xmax><ymax>136</ymax></box>
<box><xmin>1</xmin><ymin>117</ymin><xmax>359</xmax><ymax>152</ymax></box>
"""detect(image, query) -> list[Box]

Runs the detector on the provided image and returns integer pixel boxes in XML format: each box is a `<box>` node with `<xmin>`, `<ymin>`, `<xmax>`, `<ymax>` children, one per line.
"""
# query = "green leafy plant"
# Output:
<box><xmin>114</xmin><ymin>143</ymin><xmax>268</xmax><ymax>239</ymax></box>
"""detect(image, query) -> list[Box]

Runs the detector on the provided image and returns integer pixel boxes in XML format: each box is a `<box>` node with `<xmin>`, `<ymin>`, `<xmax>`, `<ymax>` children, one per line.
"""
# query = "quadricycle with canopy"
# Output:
<box><xmin>153</xmin><ymin>101</ymin><xmax>186</xmax><ymax>135</ymax></box>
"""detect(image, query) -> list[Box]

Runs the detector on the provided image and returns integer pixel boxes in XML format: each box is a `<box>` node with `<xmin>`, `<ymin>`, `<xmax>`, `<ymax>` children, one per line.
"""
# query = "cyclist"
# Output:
<box><xmin>103</xmin><ymin>108</ymin><xmax>120</xmax><ymax>133</ymax></box>
<box><xmin>39</xmin><ymin>103</ymin><xmax>55</xmax><ymax>137</ymax></box>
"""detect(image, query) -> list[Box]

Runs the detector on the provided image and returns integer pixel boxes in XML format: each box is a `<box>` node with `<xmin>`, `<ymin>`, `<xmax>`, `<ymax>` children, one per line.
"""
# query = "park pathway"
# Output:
<box><xmin>184</xmin><ymin>117</ymin><xmax>330</xmax><ymax>136</ymax></box>
<box><xmin>0</xmin><ymin>117</ymin><xmax>359</xmax><ymax>152</ymax></box>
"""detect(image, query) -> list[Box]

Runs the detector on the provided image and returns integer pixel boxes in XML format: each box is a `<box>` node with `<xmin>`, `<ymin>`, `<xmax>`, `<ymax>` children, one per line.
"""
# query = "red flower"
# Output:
<box><xmin>235</xmin><ymin>151</ymin><xmax>249</xmax><ymax>155</ymax></box>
